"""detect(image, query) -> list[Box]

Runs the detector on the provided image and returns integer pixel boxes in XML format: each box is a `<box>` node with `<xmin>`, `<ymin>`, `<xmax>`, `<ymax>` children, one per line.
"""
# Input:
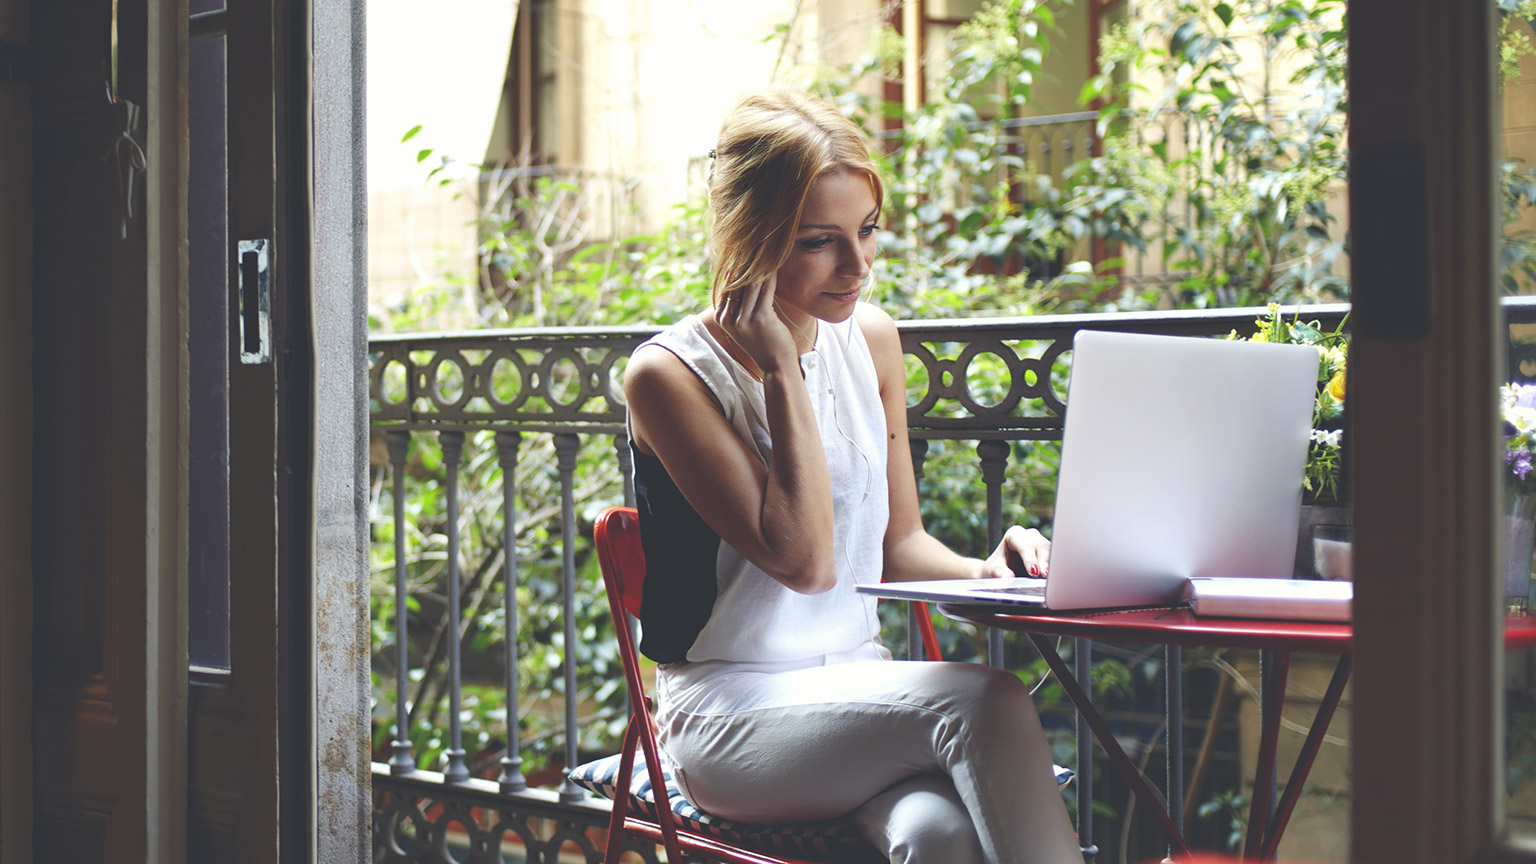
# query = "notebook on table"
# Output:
<box><xmin>858</xmin><ymin>329</ymin><xmax>1352</xmax><ymax>622</ymax></box>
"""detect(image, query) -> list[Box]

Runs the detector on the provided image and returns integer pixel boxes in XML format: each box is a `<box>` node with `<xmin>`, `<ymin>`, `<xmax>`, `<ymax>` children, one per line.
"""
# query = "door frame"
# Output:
<box><xmin>1347</xmin><ymin>1</ymin><xmax>1528</xmax><ymax>862</ymax></box>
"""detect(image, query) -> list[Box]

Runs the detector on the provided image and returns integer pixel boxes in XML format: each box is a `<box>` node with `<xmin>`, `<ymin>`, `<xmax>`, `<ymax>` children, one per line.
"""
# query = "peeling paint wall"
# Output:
<box><xmin>314</xmin><ymin>0</ymin><xmax>373</xmax><ymax>859</ymax></box>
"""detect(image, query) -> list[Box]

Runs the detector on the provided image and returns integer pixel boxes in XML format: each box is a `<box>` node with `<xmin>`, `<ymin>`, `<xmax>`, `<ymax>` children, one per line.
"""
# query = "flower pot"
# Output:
<box><xmin>1508</xmin><ymin>490</ymin><xmax>1536</xmax><ymax>613</ymax></box>
<box><xmin>1296</xmin><ymin>502</ymin><xmax>1350</xmax><ymax>579</ymax></box>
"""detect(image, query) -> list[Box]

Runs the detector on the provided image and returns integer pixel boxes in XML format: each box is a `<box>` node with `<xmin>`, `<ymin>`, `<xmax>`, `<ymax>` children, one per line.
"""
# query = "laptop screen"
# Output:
<box><xmin>1042</xmin><ymin>330</ymin><xmax>1319</xmax><ymax>610</ymax></box>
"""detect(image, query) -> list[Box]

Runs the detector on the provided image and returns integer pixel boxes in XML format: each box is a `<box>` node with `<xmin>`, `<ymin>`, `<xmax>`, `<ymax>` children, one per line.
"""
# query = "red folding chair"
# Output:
<box><xmin>594</xmin><ymin>506</ymin><xmax>926</xmax><ymax>864</ymax></box>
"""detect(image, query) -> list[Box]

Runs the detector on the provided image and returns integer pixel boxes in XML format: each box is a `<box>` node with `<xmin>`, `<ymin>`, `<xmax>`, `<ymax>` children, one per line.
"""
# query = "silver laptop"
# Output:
<box><xmin>858</xmin><ymin>329</ymin><xmax>1320</xmax><ymax>612</ymax></box>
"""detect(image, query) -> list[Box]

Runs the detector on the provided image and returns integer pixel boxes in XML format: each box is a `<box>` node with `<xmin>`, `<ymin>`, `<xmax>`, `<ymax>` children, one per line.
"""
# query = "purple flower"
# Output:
<box><xmin>1516</xmin><ymin>384</ymin><xmax>1536</xmax><ymax>411</ymax></box>
<box><xmin>1509</xmin><ymin>446</ymin><xmax>1534</xmax><ymax>481</ymax></box>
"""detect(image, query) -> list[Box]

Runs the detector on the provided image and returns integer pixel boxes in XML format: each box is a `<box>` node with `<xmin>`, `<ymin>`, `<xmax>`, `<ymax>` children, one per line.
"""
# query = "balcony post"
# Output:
<box><xmin>908</xmin><ymin>438</ymin><xmax>930</xmax><ymax>661</ymax></box>
<box><xmin>386</xmin><ymin>430</ymin><xmax>415</xmax><ymax>775</ymax></box>
<box><xmin>977</xmin><ymin>439</ymin><xmax>1010</xmax><ymax>668</ymax></box>
<box><xmin>554</xmin><ymin>432</ymin><xmax>586</xmax><ymax>802</ymax></box>
<box><xmin>495</xmin><ymin>431</ymin><xmax>526</xmax><ymax>793</ymax></box>
<box><xmin>440</xmin><ymin>430</ymin><xmax>470</xmax><ymax>784</ymax></box>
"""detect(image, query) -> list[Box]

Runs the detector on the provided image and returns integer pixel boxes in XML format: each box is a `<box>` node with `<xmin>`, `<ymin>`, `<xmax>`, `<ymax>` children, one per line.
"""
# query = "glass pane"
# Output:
<box><xmin>188</xmin><ymin>32</ymin><xmax>231</xmax><ymax>671</ymax></box>
<box><xmin>1506</xmin><ymin>2</ymin><xmax>1536</xmax><ymax>837</ymax></box>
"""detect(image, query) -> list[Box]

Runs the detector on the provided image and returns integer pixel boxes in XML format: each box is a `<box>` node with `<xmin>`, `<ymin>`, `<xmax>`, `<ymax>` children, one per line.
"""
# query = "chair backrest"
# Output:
<box><xmin>592</xmin><ymin>505</ymin><xmax>905</xmax><ymax>864</ymax></box>
<box><xmin>594</xmin><ymin>506</ymin><xmax>646</xmax><ymax>620</ymax></box>
<box><xmin>596</xmin><ymin>505</ymin><xmax>943</xmax><ymax>662</ymax></box>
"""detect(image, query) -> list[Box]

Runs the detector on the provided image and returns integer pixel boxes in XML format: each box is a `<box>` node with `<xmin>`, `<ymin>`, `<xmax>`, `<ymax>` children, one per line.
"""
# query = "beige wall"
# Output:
<box><xmin>1030</xmin><ymin>0</ymin><xmax>1092</xmax><ymax>118</ymax></box>
<box><xmin>366</xmin><ymin>0</ymin><xmax>516</xmax><ymax>313</ymax></box>
<box><xmin>570</xmin><ymin>0</ymin><xmax>835</xmax><ymax>229</ymax></box>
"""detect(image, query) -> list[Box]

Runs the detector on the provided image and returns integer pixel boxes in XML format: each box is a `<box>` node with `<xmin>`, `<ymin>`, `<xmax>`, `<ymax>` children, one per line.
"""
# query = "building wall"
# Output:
<box><xmin>365</xmin><ymin>0</ymin><xmax>516</xmax><ymax>314</ymax></box>
<box><xmin>569</xmin><ymin>0</ymin><xmax>843</xmax><ymax>233</ymax></box>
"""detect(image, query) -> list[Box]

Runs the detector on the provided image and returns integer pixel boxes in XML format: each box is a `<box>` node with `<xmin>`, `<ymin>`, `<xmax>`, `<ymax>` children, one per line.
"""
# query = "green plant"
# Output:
<box><xmin>1197</xmin><ymin>788</ymin><xmax>1250</xmax><ymax>851</ymax></box>
<box><xmin>1229</xmin><ymin>304</ymin><xmax>1348</xmax><ymax>502</ymax></box>
<box><xmin>1079</xmin><ymin>0</ymin><xmax>1351</xmax><ymax>307</ymax></box>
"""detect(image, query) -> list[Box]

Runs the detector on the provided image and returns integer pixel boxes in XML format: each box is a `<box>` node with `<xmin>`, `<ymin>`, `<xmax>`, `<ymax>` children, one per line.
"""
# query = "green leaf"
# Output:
<box><xmin>416</xmin><ymin>148</ymin><xmax>434</xmax><ymax>164</ymax></box>
<box><xmin>1214</xmin><ymin>3</ymin><xmax>1234</xmax><ymax>27</ymax></box>
<box><xmin>401</xmin><ymin>124</ymin><xmax>423</xmax><ymax>144</ymax></box>
<box><xmin>1170</xmin><ymin>20</ymin><xmax>1200</xmax><ymax>57</ymax></box>
<box><xmin>1078</xmin><ymin>77</ymin><xmax>1107</xmax><ymax>106</ymax></box>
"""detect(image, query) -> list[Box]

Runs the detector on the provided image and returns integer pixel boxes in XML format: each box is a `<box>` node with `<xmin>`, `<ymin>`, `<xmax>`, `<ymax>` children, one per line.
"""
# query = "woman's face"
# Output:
<box><xmin>772</xmin><ymin>169</ymin><xmax>879</xmax><ymax>328</ymax></box>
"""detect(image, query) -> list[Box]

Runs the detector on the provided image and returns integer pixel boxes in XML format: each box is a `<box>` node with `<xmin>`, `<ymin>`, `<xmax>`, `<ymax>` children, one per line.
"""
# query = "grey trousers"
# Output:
<box><xmin>656</xmin><ymin>657</ymin><xmax>1081</xmax><ymax>864</ymax></box>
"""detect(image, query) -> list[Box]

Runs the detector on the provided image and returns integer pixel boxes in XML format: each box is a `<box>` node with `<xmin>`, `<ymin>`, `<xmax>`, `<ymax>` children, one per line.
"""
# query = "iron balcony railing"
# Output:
<box><xmin>371</xmin><ymin>298</ymin><xmax>1536</xmax><ymax>864</ymax></box>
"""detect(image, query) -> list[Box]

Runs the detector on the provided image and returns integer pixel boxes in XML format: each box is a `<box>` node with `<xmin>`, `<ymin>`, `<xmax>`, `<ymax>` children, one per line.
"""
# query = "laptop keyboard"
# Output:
<box><xmin>987</xmin><ymin>583</ymin><xmax>1047</xmax><ymax>597</ymax></box>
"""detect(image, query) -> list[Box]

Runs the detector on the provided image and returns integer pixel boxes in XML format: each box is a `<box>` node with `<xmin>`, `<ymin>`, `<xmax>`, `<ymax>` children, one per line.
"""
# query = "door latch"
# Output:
<box><xmin>237</xmin><ymin>239</ymin><xmax>271</xmax><ymax>364</ymax></box>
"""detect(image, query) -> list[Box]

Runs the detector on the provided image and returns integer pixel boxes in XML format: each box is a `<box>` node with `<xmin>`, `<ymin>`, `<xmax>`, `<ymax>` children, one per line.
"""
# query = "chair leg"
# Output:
<box><xmin>604</xmin><ymin>718</ymin><xmax>642</xmax><ymax>864</ymax></box>
<box><xmin>636</xmin><ymin>714</ymin><xmax>684</xmax><ymax>863</ymax></box>
<box><xmin>914</xmin><ymin>600</ymin><xmax>943</xmax><ymax>661</ymax></box>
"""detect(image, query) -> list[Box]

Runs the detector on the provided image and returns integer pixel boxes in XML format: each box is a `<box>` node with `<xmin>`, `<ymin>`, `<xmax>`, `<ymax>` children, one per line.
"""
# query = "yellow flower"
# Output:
<box><xmin>1322</xmin><ymin>345</ymin><xmax>1347</xmax><ymax>372</ymax></box>
<box><xmin>1251</xmin><ymin>332</ymin><xmax>1268</xmax><ymax>343</ymax></box>
<box><xmin>1326</xmin><ymin>369</ymin><xmax>1346</xmax><ymax>403</ymax></box>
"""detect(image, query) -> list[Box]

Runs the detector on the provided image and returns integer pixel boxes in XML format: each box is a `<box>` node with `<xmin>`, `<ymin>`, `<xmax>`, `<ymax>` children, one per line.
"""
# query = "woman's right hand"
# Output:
<box><xmin>627</xmin><ymin>278</ymin><xmax>837</xmax><ymax>594</ymax></box>
<box><xmin>715</xmin><ymin>276</ymin><xmax>799</xmax><ymax>378</ymax></box>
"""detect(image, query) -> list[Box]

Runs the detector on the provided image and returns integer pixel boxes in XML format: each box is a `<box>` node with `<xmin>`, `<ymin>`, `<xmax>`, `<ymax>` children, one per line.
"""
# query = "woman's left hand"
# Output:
<box><xmin>981</xmin><ymin>525</ymin><xmax>1051</xmax><ymax>579</ymax></box>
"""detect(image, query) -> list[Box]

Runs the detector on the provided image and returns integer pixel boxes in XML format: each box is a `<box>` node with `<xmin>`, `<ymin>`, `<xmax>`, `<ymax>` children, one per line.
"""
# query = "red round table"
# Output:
<box><xmin>938</xmin><ymin>605</ymin><xmax>1536</xmax><ymax>861</ymax></box>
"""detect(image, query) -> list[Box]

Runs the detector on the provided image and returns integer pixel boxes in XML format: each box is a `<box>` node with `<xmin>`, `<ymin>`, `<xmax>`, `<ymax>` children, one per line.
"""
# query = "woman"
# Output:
<box><xmin>622</xmin><ymin>88</ymin><xmax>1080</xmax><ymax>864</ymax></box>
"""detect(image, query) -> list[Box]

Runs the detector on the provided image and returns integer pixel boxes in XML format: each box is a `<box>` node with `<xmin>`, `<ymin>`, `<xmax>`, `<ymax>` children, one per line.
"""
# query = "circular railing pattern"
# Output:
<box><xmin>370</xmin><ymin>332</ymin><xmax>648</xmax><ymax>433</ymax></box>
<box><xmin>372</xmin><ymin>784</ymin><xmax>619</xmax><ymax>864</ymax></box>
<box><xmin>367</xmin><ymin>305</ymin><xmax>1402</xmax><ymax>439</ymax></box>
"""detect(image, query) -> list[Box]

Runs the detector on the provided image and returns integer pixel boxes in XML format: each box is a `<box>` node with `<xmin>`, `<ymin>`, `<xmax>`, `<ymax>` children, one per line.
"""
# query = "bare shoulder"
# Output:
<box><xmin>624</xmin><ymin>340</ymin><xmax>688</xmax><ymax>391</ymax></box>
<box><xmin>623</xmin><ymin>315</ymin><xmax>705</xmax><ymax>396</ymax></box>
<box><xmin>854</xmin><ymin>302</ymin><xmax>901</xmax><ymax>360</ymax></box>
<box><xmin>623</xmin><ymin>321</ymin><xmax>722</xmax><ymax>454</ymax></box>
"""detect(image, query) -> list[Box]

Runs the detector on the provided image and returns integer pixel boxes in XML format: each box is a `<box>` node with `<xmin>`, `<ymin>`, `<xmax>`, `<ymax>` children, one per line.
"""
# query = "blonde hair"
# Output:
<box><xmin>707</xmin><ymin>88</ymin><xmax>884</xmax><ymax>306</ymax></box>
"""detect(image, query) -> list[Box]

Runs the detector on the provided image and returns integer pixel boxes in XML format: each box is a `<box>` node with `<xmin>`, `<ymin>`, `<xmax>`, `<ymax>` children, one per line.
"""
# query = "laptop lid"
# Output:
<box><xmin>1041</xmin><ymin>330</ymin><xmax>1319</xmax><ymax>610</ymax></box>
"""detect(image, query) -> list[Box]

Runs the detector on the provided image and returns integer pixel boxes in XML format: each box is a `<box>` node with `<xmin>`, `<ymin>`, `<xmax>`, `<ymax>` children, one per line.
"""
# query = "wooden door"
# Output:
<box><xmin>30</xmin><ymin>0</ymin><xmax>189</xmax><ymax>860</ymax></box>
<box><xmin>186</xmin><ymin>0</ymin><xmax>292</xmax><ymax>858</ymax></box>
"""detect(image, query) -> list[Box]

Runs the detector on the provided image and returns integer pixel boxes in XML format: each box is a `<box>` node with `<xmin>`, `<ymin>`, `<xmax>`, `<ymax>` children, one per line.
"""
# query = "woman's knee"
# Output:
<box><xmin>854</xmin><ymin>775</ymin><xmax>986</xmax><ymax>864</ymax></box>
<box><xmin>886</xmin><ymin>813</ymin><xmax>986</xmax><ymax>864</ymax></box>
<box><xmin>940</xmin><ymin>662</ymin><xmax>1036</xmax><ymax>718</ymax></box>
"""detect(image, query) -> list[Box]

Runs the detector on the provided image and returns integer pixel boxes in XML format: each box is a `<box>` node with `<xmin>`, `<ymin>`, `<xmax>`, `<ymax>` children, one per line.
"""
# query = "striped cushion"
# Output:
<box><xmin>568</xmin><ymin>753</ymin><xmax>870</xmax><ymax>857</ymax></box>
<box><xmin>568</xmin><ymin>752</ymin><xmax>1075</xmax><ymax>859</ymax></box>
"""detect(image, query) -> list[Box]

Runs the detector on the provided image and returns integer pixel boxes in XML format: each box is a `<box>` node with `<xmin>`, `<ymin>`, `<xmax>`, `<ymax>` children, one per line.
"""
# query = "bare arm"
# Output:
<box><xmin>626</xmin><ymin>280</ymin><xmax>838</xmax><ymax>594</ymax></box>
<box><xmin>858</xmin><ymin>304</ymin><xmax>1051</xmax><ymax>582</ymax></box>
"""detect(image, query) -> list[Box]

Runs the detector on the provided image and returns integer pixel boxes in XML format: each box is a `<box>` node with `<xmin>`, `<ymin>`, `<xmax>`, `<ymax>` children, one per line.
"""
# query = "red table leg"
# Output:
<box><xmin>1259</xmin><ymin>653</ymin><xmax>1352</xmax><ymax>861</ymax></box>
<box><xmin>1026</xmin><ymin>633</ymin><xmax>1192</xmax><ymax>858</ymax></box>
<box><xmin>1244</xmin><ymin>651</ymin><xmax>1291</xmax><ymax>860</ymax></box>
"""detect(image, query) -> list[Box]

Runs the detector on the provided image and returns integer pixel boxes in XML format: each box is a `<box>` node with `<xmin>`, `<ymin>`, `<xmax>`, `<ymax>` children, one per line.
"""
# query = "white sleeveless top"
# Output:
<box><xmin>634</xmin><ymin>313</ymin><xmax>891</xmax><ymax>665</ymax></box>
